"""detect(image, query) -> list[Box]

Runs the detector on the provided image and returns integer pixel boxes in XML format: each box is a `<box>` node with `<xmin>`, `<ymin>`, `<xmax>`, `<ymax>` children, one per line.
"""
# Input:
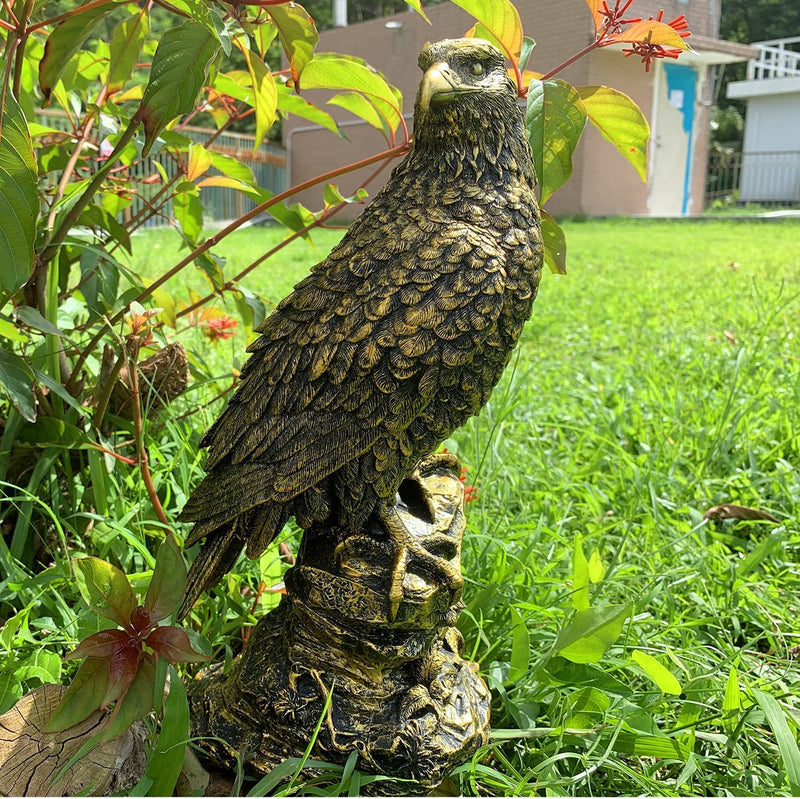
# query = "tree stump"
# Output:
<box><xmin>0</xmin><ymin>684</ymin><xmax>147</xmax><ymax>796</ymax></box>
<box><xmin>188</xmin><ymin>453</ymin><xmax>490</xmax><ymax>793</ymax></box>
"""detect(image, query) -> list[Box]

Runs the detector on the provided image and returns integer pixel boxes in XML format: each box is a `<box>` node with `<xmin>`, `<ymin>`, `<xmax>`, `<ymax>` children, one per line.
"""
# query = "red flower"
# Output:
<box><xmin>620</xmin><ymin>10</ymin><xmax>691</xmax><ymax>71</ymax></box>
<box><xmin>598</xmin><ymin>0</ymin><xmax>642</xmax><ymax>35</ymax></box>
<box><xmin>203</xmin><ymin>314</ymin><xmax>238</xmax><ymax>341</ymax></box>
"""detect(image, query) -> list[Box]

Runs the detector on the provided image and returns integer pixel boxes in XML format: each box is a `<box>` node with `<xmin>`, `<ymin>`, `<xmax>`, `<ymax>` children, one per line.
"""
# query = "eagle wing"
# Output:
<box><xmin>179</xmin><ymin>206</ymin><xmax>508</xmax><ymax>533</ymax></box>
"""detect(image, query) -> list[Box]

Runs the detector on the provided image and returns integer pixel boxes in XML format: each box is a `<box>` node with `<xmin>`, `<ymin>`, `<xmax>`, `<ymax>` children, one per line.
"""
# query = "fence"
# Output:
<box><xmin>37</xmin><ymin>111</ymin><xmax>286</xmax><ymax>226</ymax></box>
<box><xmin>706</xmin><ymin>150</ymin><xmax>800</xmax><ymax>206</ymax></box>
<box><xmin>746</xmin><ymin>37</ymin><xmax>800</xmax><ymax>81</ymax></box>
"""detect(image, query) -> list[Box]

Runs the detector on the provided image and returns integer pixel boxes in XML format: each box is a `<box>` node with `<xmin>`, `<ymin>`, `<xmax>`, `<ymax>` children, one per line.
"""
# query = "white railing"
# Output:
<box><xmin>746</xmin><ymin>37</ymin><xmax>800</xmax><ymax>80</ymax></box>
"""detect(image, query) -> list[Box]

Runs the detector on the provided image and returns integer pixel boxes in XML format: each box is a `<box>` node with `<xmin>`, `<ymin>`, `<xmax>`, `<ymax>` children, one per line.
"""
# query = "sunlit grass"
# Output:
<box><xmin>12</xmin><ymin>218</ymin><xmax>800</xmax><ymax>795</ymax></box>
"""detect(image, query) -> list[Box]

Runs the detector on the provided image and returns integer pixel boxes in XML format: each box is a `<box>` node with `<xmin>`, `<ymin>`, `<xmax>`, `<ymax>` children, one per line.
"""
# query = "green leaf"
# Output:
<box><xmin>208</xmin><ymin>150</ymin><xmax>256</xmax><ymax>185</ymax></box>
<box><xmin>301</xmin><ymin>54</ymin><xmax>404</xmax><ymax>137</ymax></box>
<box><xmin>402</xmin><ymin>0</ymin><xmax>430</xmax><ymax>23</ymax></box>
<box><xmin>13</xmin><ymin>305</ymin><xmax>63</xmax><ymax>337</ymax></box>
<box><xmin>38</xmin><ymin>1</ymin><xmax>122</xmax><ymax>97</ymax></box>
<box><xmin>108</xmin><ymin>7</ymin><xmax>149</xmax><ymax>94</ymax></box>
<box><xmin>144</xmin><ymin>665</ymin><xmax>189</xmax><ymax>796</ymax></box>
<box><xmin>0</xmin><ymin>348</ymin><xmax>36</xmax><ymax>422</ymax></box>
<box><xmin>0</xmin><ymin>90</ymin><xmax>38</xmax><ymax>298</ymax></box>
<box><xmin>235</xmin><ymin>286</ymin><xmax>267</xmax><ymax>331</ymax></box>
<box><xmin>196</xmin><ymin>251</ymin><xmax>225</xmax><ymax>294</ymax></box>
<box><xmin>240</xmin><ymin>48</ymin><xmax>278</xmax><ymax>151</ymax></box>
<box><xmin>555</xmin><ymin>603</ymin><xmax>631</xmax><ymax>664</ymax></box>
<box><xmin>139</xmin><ymin>20</ymin><xmax>221</xmax><ymax>157</ymax></box>
<box><xmin>14</xmin><ymin>648</ymin><xmax>62</xmax><ymax>684</ymax></box>
<box><xmin>587</xmin><ymin>548</ymin><xmax>606</xmax><ymax>582</ymax></box>
<box><xmin>44</xmin><ymin>657</ymin><xmax>109</xmax><ymax>732</ymax></box>
<box><xmin>631</xmin><ymin>650</ymin><xmax>682</xmax><ymax>695</ymax></box>
<box><xmin>507</xmin><ymin>606</ymin><xmax>530</xmax><ymax>682</ymax></box>
<box><xmin>751</xmin><ymin>688</ymin><xmax>800</xmax><ymax>795</ymax></box>
<box><xmin>328</xmin><ymin>91</ymin><xmax>386</xmax><ymax>131</ymax></box>
<box><xmin>525</xmin><ymin>79</ymin><xmax>588</xmax><ymax>203</ymax></box>
<box><xmin>540</xmin><ymin>211</ymin><xmax>566</xmax><ymax>275</ymax></box>
<box><xmin>722</xmin><ymin>665</ymin><xmax>741</xmax><ymax>735</ymax></box>
<box><xmin>160</xmin><ymin>0</ymin><xmax>218</xmax><ymax>36</ymax></box>
<box><xmin>276</xmin><ymin>85</ymin><xmax>339</xmax><ymax>135</ymax></box>
<box><xmin>145</xmin><ymin>534</ymin><xmax>187</xmax><ymax>622</ymax></box>
<box><xmin>0</xmin><ymin>671</ymin><xmax>23</xmax><ymax>715</ymax></box>
<box><xmin>173</xmin><ymin>183</ymin><xmax>203</xmax><ymax>244</ymax></box>
<box><xmin>519</xmin><ymin>36</ymin><xmax>536</xmax><ymax>72</ymax></box>
<box><xmin>577</xmin><ymin>85</ymin><xmax>649</xmax><ymax>182</ymax></box>
<box><xmin>0</xmin><ymin>317</ymin><xmax>28</xmax><ymax>343</ymax></box>
<box><xmin>454</xmin><ymin>0</ymin><xmax>524</xmax><ymax>61</ymax></box>
<box><xmin>564</xmin><ymin>686</ymin><xmax>609</xmax><ymax>728</ymax></box>
<box><xmin>613</xmin><ymin>730</ymin><xmax>689</xmax><ymax>761</ymax></box>
<box><xmin>16</xmin><ymin>418</ymin><xmax>89</xmax><ymax>447</ymax></box>
<box><xmin>571</xmin><ymin>536</ymin><xmax>590</xmax><ymax>611</ymax></box>
<box><xmin>76</xmin><ymin>556</ymin><xmax>137</xmax><ymax>627</ymax></box>
<box><xmin>269</xmin><ymin>3</ymin><xmax>318</xmax><ymax>85</ymax></box>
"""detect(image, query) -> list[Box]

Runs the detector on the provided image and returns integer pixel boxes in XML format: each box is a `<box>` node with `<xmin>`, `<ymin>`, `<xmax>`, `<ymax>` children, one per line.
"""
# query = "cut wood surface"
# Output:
<box><xmin>0</xmin><ymin>684</ymin><xmax>146</xmax><ymax>797</ymax></box>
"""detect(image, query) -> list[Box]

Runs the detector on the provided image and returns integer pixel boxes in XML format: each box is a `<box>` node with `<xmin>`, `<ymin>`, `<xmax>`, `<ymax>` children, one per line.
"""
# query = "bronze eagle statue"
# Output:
<box><xmin>177</xmin><ymin>38</ymin><xmax>543</xmax><ymax>620</ymax></box>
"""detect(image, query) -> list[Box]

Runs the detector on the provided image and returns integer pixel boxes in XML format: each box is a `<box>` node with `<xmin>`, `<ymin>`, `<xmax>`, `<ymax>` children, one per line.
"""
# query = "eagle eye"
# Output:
<box><xmin>470</xmin><ymin>61</ymin><xmax>485</xmax><ymax>77</ymax></box>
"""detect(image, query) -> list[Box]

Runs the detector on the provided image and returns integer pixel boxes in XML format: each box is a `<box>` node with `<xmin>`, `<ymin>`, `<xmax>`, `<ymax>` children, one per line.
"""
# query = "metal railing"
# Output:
<box><xmin>36</xmin><ymin>111</ymin><xmax>286</xmax><ymax>226</ymax></box>
<box><xmin>746</xmin><ymin>37</ymin><xmax>800</xmax><ymax>80</ymax></box>
<box><xmin>707</xmin><ymin>150</ymin><xmax>800</xmax><ymax>205</ymax></box>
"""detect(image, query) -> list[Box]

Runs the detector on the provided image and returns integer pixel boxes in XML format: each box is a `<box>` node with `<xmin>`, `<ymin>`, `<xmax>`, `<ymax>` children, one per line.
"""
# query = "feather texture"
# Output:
<box><xmin>177</xmin><ymin>39</ymin><xmax>543</xmax><ymax>619</ymax></box>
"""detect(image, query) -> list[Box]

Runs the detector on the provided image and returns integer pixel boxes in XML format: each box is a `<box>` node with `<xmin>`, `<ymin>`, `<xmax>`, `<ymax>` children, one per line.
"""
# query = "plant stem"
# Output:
<box><xmin>127</xmin><ymin>336</ymin><xmax>169</xmax><ymax>527</ymax></box>
<box><xmin>540</xmin><ymin>37</ymin><xmax>604</xmax><ymax>81</ymax></box>
<box><xmin>37</xmin><ymin>113</ymin><xmax>139</xmax><ymax>271</ymax></box>
<box><xmin>27</xmin><ymin>0</ymin><xmax>117</xmax><ymax>32</ymax></box>
<box><xmin>176</xmin><ymin>153</ymin><xmax>395</xmax><ymax>317</ymax></box>
<box><xmin>69</xmin><ymin>139</ymin><xmax>410</xmax><ymax>392</ymax></box>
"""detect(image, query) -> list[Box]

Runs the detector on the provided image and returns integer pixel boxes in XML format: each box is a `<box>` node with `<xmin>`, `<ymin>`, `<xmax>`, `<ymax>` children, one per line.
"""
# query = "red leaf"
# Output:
<box><xmin>147</xmin><ymin>625</ymin><xmax>211</xmax><ymax>663</ymax></box>
<box><xmin>101</xmin><ymin>645</ymin><xmax>142</xmax><ymax>707</ymax></box>
<box><xmin>103</xmin><ymin>653</ymin><xmax>157</xmax><ymax>741</ymax></box>
<box><xmin>703</xmin><ymin>504</ymin><xmax>780</xmax><ymax>523</ymax></box>
<box><xmin>64</xmin><ymin>629</ymin><xmax>130</xmax><ymax>661</ymax></box>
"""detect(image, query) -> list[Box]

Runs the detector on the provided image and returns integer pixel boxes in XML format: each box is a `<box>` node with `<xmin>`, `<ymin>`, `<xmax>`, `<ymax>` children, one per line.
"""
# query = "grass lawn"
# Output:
<box><xmin>124</xmin><ymin>217</ymin><xmax>800</xmax><ymax>794</ymax></box>
<box><xmin>7</xmin><ymin>218</ymin><xmax>798</xmax><ymax>796</ymax></box>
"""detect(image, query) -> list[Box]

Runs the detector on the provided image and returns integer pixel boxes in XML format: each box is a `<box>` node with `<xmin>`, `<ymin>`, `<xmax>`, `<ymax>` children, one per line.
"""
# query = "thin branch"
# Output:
<box><xmin>37</xmin><ymin>113</ymin><xmax>140</xmax><ymax>270</ymax></box>
<box><xmin>27</xmin><ymin>0</ymin><xmax>117</xmax><ymax>32</ymax></box>
<box><xmin>68</xmin><ymin>139</ymin><xmax>410</xmax><ymax>392</ymax></box>
<box><xmin>2</xmin><ymin>0</ymin><xmax>19</xmax><ymax>26</ymax></box>
<box><xmin>176</xmin><ymin>153</ymin><xmax>396</xmax><ymax>317</ymax></box>
<box><xmin>127</xmin><ymin>335</ymin><xmax>170</xmax><ymax>527</ymax></box>
<box><xmin>42</xmin><ymin>86</ymin><xmax>108</xmax><ymax>248</ymax></box>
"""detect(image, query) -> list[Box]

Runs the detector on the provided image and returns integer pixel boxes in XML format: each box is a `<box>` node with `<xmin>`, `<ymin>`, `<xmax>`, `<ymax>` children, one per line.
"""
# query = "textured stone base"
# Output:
<box><xmin>188</xmin><ymin>455</ymin><xmax>490</xmax><ymax>792</ymax></box>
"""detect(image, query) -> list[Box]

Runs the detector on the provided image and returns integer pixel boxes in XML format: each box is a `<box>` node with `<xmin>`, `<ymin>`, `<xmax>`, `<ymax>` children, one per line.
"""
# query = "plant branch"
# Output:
<box><xmin>127</xmin><ymin>336</ymin><xmax>169</xmax><ymax>527</ymax></box>
<box><xmin>2</xmin><ymin>0</ymin><xmax>19</xmax><ymax>26</ymax></box>
<box><xmin>36</xmin><ymin>113</ymin><xmax>140</xmax><ymax>270</ymax></box>
<box><xmin>540</xmin><ymin>34</ymin><xmax>606</xmax><ymax>81</ymax></box>
<box><xmin>43</xmin><ymin>86</ymin><xmax>109</xmax><ymax>248</ymax></box>
<box><xmin>27</xmin><ymin>0</ymin><xmax>117</xmax><ymax>32</ymax></box>
<box><xmin>126</xmin><ymin>141</ymin><xmax>410</xmax><ymax>311</ymax></box>
<box><xmin>176</xmin><ymin>153</ymin><xmax>396</xmax><ymax>318</ymax></box>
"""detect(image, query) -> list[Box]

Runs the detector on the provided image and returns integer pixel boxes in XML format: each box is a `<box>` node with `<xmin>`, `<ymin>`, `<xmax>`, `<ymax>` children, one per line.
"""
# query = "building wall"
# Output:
<box><xmin>284</xmin><ymin>0</ymin><xmax>716</xmax><ymax>217</ymax></box>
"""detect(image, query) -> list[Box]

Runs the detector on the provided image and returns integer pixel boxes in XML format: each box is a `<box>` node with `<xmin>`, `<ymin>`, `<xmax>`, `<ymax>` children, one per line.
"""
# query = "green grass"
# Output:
<box><xmin>4</xmin><ymin>218</ymin><xmax>800</xmax><ymax>795</ymax></box>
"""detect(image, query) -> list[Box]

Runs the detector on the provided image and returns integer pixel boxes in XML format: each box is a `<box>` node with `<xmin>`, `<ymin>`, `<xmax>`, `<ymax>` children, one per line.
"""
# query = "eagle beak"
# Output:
<box><xmin>417</xmin><ymin>61</ymin><xmax>480</xmax><ymax>114</ymax></box>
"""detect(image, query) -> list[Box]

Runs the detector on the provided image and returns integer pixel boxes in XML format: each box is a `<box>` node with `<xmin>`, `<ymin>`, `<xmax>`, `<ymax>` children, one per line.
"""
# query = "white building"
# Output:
<box><xmin>727</xmin><ymin>37</ymin><xmax>800</xmax><ymax>203</ymax></box>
